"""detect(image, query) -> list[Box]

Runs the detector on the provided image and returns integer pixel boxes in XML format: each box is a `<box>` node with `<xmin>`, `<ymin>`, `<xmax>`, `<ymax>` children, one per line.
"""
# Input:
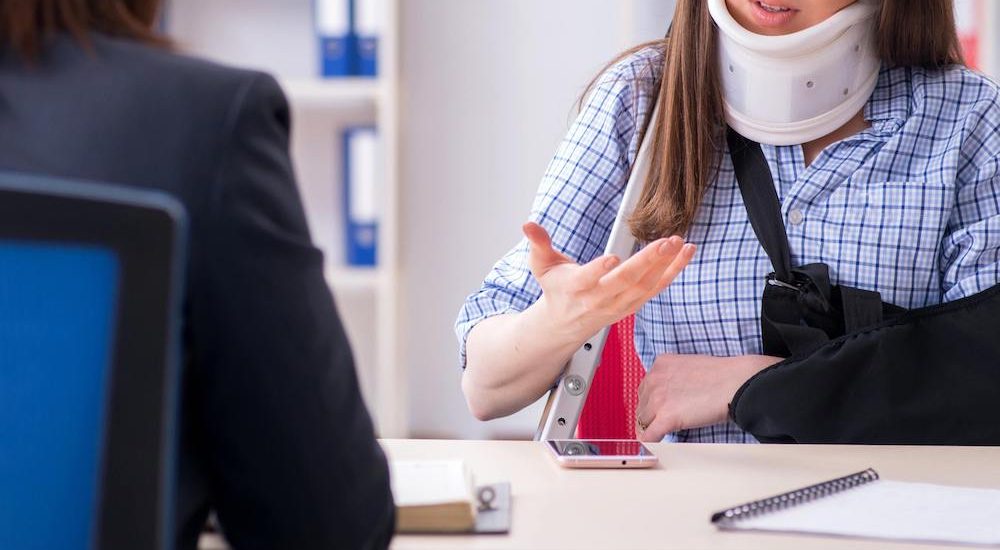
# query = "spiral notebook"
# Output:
<box><xmin>712</xmin><ymin>469</ymin><xmax>1000</xmax><ymax>546</ymax></box>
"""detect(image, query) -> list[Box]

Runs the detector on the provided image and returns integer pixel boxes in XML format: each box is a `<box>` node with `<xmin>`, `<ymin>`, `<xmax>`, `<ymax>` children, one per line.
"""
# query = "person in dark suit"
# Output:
<box><xmin>0</xmin><ymin>2</ymin><xmax>394</xmax><ymax>548</ymax></box>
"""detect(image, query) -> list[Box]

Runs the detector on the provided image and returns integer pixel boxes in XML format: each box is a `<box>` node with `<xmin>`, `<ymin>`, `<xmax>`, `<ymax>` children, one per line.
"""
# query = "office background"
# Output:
<box><xmin>164</xmin><ymin>0</ymin><xmax>999</xmax><ymax>441</ymax></box>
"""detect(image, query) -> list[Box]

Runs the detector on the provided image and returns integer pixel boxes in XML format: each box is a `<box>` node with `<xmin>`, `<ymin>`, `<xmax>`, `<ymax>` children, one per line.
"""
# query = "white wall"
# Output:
<box><xmin>984</xmin><ymin>1</ymin><xmax>1000</xmax><ymax>78</ymax></box>
<box><xmin>166</xmin><ymin>0</ymin><xmax>316</xmax><ymax>78</ymax></box>
<box><xmin>399</xmin><ymin>1</ymin><xmax>675</xmax><ymax>439</ymax></box>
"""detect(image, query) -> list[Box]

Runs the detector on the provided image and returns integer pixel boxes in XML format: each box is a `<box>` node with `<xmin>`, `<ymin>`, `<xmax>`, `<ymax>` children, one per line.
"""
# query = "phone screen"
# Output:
<box><xmin>547</xmin><ymin>440</ymin><xmax>654</xmax><ymax>457</ymax></box>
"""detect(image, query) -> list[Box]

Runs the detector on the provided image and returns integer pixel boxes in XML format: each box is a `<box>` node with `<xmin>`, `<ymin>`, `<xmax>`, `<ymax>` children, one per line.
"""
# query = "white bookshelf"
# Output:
<box><xmin>164</xmin><ymin>0</ymin><xmax>405</xmax><ymax>437</ymax></box>
<box><xmin>279</xmin><ymin>78</ymin><xmax>381</xmax><ymax>108</ymax></box>
<box><xmin>326</xmin><ymin>266</ymin><xmax>386</xmax><ymax>291</ymax></box>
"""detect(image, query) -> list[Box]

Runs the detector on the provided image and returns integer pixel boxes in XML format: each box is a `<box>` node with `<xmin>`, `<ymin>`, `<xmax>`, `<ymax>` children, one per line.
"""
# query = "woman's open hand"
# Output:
<box><xmin>522</xmin><ymin>222</ymin><xmax>696</xmax><ymax>338</ymax></box>
<box><xmin>635</xmin><ymin>354</ymin><xmax>784</xmax><ymax>442</ymax></box>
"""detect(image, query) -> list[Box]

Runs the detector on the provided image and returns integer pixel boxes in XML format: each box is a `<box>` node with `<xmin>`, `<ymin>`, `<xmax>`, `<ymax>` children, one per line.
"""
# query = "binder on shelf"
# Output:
<box><xmin>316</xmin><ymin>0</ymin><xmax>353</xmax><ymax>77</ymax></box>
<box><xmin>343</xmin><ymin>127</ymin><xmax>380</xmax><ymax>267</ymax></box>
<box><xmin>354</xmin><ymin>0</ymin><xmax>381</xmax><ymax>77</ymax></box>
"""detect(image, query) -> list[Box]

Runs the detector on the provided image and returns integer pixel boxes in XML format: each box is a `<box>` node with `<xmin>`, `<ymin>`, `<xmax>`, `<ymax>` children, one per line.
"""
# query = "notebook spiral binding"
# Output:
<box><xmin>711</xmin><ymin>468</ymin><xmax>880</xmax><ymax>526</ymax></box>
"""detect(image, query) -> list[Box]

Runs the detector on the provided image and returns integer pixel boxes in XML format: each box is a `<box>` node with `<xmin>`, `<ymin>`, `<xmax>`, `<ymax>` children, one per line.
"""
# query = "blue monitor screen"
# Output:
<box><xmin>0</xmin><ymin>242</ymin><xmax>120</xmax><ymax>550</ymax></box>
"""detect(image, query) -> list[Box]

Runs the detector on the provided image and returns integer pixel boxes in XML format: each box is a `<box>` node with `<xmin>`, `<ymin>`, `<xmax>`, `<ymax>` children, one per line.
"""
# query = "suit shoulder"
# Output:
<box><xmin>90</xmin><ymin>34</ymin><xmax>283</xmax><ymax>109</ymax></box>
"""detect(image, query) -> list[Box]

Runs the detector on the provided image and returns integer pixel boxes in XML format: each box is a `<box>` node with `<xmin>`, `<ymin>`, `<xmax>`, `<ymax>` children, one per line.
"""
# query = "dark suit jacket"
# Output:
<box><xmin>0</xmin><ymin>34</ymin><xmax>394</xmax><ymax>549</ymax></box>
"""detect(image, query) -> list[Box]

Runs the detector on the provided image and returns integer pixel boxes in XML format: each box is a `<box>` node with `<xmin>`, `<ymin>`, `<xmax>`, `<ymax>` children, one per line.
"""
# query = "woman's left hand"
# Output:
<box><xmin>635</xmin><ymin>354</ymin><xmax>783</xmax><ymax>442</ymax></box>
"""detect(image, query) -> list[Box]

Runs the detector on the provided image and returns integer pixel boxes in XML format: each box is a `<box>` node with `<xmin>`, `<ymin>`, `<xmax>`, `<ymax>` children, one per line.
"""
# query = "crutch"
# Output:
<box><xmin>535</xmin><ymin>104</ymin><xmax>659</xmax><ymax>441</ymax></box>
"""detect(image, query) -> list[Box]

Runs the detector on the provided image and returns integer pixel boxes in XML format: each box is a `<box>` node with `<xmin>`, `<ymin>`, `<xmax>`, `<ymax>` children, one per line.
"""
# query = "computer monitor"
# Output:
<box><xmin>0</xmin><ymin>173</ymin><xmax>186</xmax><ymax>550</ymax></box>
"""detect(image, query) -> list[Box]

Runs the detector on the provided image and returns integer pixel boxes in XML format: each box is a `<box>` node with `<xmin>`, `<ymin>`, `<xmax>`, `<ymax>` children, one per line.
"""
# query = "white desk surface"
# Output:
<box><xmin>383</xmin><ymin>439</ymin><xmax>1000</xmax><ymax>550</ymax></box>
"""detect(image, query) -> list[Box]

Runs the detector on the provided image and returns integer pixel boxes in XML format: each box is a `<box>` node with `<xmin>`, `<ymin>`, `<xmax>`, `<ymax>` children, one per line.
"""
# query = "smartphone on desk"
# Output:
<box><xmin>545</xmin><ymin>439</ymin><xmax>658</xmax><ymax>469</ymax></box>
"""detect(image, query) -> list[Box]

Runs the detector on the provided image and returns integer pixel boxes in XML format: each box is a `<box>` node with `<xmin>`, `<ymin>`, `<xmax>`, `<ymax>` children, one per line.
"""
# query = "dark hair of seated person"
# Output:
<box><xmin>0</xmin><ymin>1</ymin><xmax>395</xmax><ymax>549</ymax></box>
<box><xmin>1</xmin><ymin>0</ymin><xmax>167</xmax><ymax>56</ymax></box>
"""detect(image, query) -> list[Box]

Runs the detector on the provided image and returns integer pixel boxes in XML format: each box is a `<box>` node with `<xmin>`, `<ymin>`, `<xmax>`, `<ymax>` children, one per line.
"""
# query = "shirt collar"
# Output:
<box><xmin>862</xmin><ymin>66</ymin><xmax>913</xmax><ymax>138</ymax></box>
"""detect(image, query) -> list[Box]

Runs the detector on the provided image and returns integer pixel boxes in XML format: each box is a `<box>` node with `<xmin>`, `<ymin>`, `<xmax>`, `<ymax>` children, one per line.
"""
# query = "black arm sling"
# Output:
<box><xmin>725</xmin><ymin>129</ymin><xmax>1000</xmax><ymax>445</ymax></box>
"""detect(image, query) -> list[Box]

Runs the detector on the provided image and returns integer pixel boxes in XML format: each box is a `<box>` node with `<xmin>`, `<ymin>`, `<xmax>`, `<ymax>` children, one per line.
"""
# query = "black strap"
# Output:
<box><xmin>726</xmin><ymin>128</ymin><xmax>892</xmax><ymax>356</ymax></box>
<box><xmin>726</xmin><ymin>130</ymin><xmax>793</xmax><ymax>283</ymax></box>
<box><xmin>839</xmin><ymin>286</ymin><xmax>887</xmax><ymax>333</ymax></box>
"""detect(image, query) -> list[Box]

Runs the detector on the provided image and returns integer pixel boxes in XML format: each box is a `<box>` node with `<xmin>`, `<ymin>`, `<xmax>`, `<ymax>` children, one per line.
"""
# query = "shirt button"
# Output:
<box><xmin>789</xmin><ymin>209</ymin><xmax>805</xmax><ymax>226</ymax></box>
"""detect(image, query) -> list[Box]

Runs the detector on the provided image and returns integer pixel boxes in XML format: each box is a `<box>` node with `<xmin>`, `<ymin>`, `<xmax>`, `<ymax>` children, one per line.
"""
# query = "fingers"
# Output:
<box><xmin>634</xmin><ymin>378</ymin><xmax>657</xmax><ymax>441</ymax></box>
<box><xmin>636</xmin><ymin>377</ymin><xmax>672</xmax><ymax>442</ymax></box>
<box><xmin>523</xmin><ymin>222</ymin><xmax>571</xmax><ymax>277</ymax></box>
<box><xmin>522</xmin><ymin>222</ymin><xmax>698</xmax><ymax>324</ymax></box>
<box><xmin>573</xmin><ymin>254</ymin><xmax>621</xmax><ymax>290</ymax></box>
<box><xmin>598</xmin><ymin>236</ymin><xmax>683</xmax><ymax>292</ymax></box>
<box><xmin>635</xmin><ymin>410</ymin><xmax>655</xmax><ymax>441</ymax></box>
<box><xmin>522</xmin><ymin>221</ymin><xmax>552</xmax><ymax>248</ymax></box>
<box><xmin>627</xmin><ymin>239</ymin><xmax>687</xmax><ymax>298</ymax></box>
<box><xmin>600</xmin><ymin>239</ymin><xmax>697</xmax><ymax>316</ymax></box>
<box><xmin>616</xmin><ymin>243</ymin><xmax>697</xmax><ymax>312</ymax></box>
<box><xmin>635</xmin><ymin>377</ymin><xmax>651</xmax><ymax>421</ymax></box>
<box><xmin>651</xmin><ymin>243</ymin><xmax>697</xmax><ymax>294</ymax></box>
<box><xmin>639</xmin><ymin>414</ymin><xmax>675</xmax><ymax>443</ymax></box>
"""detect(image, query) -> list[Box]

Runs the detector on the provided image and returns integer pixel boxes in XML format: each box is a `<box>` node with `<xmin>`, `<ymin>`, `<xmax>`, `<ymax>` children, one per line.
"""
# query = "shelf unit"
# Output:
<box><xmin>163</xmin><ymin>0</ymin><xmax>404</xmax><ymax>437</ymax></box>
<box><xmin>278</xmin><ymin>78</ymin><xmax>381</xmax><ymax>109</ymax></box>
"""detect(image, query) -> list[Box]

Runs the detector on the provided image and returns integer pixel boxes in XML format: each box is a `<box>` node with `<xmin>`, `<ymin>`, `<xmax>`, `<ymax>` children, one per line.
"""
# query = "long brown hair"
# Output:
<box><xmin>0</xmin><ymin>0</ymin><xmax>167</xmax><ymax>59</ymax></box>
<box><xmin>590</xmin><ymin>0</ymin><xmax>965</xmax><ymax>242</ymax></box>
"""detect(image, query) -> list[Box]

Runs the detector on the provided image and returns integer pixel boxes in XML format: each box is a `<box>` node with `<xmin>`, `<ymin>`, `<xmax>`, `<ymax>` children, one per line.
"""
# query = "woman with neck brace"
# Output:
<box><xmin>457</xmin><ymin>1</ymin><xmax>999</xmax><ymax>443</ymax></box>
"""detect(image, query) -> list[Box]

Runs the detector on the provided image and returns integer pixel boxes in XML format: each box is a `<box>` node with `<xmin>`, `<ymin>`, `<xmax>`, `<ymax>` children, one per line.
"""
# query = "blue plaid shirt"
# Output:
<box><xmin>456</xmin><ymin>47</ymin><xmax>1000</xmax><ymax>443</ymax></box>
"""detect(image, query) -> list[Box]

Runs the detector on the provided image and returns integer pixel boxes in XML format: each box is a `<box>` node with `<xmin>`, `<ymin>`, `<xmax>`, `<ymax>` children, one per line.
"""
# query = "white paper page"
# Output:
<box><xmin>731</xmin><ymin>480</ymin><xmax>1000</xmax><ymax>546</ymax></box>
<box><xmin>390</xmin><ymin>460</ymin><xmax>472</xmax><ymax>507</ymax></box>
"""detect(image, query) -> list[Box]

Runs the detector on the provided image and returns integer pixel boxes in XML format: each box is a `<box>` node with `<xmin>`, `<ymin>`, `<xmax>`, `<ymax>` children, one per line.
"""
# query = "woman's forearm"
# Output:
<box><xmin>462</xmin><ymin>296</ymin><xmax>594</xmax><ymax>420</ymax></box>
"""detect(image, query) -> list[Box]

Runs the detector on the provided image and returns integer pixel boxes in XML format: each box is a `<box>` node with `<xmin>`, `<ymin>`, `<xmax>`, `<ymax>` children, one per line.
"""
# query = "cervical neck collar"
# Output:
<box><xmin>708</xmin><ymin>0</ymin><xmax>880</xmax><ymax>146</ymax></box>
